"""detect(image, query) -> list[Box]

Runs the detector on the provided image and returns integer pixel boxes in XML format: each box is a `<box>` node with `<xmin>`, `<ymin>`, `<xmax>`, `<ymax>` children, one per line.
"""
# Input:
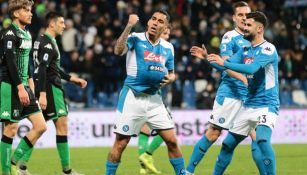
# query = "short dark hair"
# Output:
<box><xmin>246</xmin><ymin>11</ymin><xmax>268</xmax><ymax>28</ymax></box>
<box><xmin>155</xmin><ymin>10</ymin><xmax>170</xmax><ymax>23</ymax></box>
<box><xmin>45</xmin><ymin>12</ymin><xmax>64</xmax><ymax>27</ymax></box>
<box><xmin>232</xmin><ymin>1</ymin><xmax>249</xmax><ymax>14</ymax></box>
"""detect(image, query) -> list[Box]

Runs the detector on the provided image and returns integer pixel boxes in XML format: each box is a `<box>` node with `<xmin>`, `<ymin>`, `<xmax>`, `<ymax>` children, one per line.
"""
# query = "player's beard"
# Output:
<box><xmin>244</xmin><ymin>31</ymin><xmax>255</xmax><ymax>41</ymax></box>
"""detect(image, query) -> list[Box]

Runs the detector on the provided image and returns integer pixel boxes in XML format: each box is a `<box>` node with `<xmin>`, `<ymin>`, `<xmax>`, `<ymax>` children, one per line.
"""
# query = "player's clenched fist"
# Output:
<box><xmin>128</xmin><ymin>14</ymin><xmax>139</xmax><ymax>26</ymax></box>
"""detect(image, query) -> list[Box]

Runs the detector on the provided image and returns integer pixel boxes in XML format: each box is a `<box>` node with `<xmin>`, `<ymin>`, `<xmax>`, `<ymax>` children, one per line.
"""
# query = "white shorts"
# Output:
<box><xmin>230</xmin><ymin>107</ymin><xmax>277</xmax><ymax>136</ymax></box>
<box><xmin>209</xmin><ymin>96</ymin><xmax>243</xmax><ymax>129</ymax></box>
<box><xmin>113</xmin><ymin>87</ymin><xmax>174</xmax><ymax>136</ymax></box>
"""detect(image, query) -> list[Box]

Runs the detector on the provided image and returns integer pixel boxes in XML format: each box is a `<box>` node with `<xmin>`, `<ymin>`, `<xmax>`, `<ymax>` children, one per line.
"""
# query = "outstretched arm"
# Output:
<box><xmin>190</xmin><ymin>44</ymin><xmax>226</xmax><ymax>72</ymax></box>
<box><xmin>114</xmin><ymin>14</ymin><xmax>139</xmax><ymax>56</ymax></box>
<box><xmin>208</xmin><ymin>54</ymin><xmax>261</xmax><ymax>74</ymax></box>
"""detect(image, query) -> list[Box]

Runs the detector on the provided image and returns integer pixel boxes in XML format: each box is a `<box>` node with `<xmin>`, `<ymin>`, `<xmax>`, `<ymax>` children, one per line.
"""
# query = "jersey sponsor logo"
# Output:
<box><xmin>19</xmin><ymin>40</ymin><xmax>32</xmax><ymax>49</ymax></box>
<box><xmin>148</xmin><ymin>65</ymin><xmax>165</xmax><ymax>73</ymax></box>
<box><xmin>244</xmin><ymin>57</ymin><xmax>254</xmax><ymax>64</ymax></box>
<box><xmin>144</xmin><ymin>51</ymin><xmax>165</xmax><ymax>63</ymax></box>
<box><xmin>44</xmin><ymin>43</ymin><xmax>53</xmax><ymax>50</ymax></box>
<box><xmin>33</xmin><ymin>41</ymin><xmax>40</xmax><ymax>49</ymax></box>
<box><xmin>7</xmin><ymin>41</ymin><xmax>12</xmax><ymax>49</ymax></box>
<box><xmin>43</xmin><ymin>53</ymin><xmax>49</xmax><ymax>61</ymax></box>
<box><xmin>1</xmin><ymin>111</ymin><xmax>10</xmax><ymax>117</ymax></box>
<box><xmin>5</xmin><ymin>30</ymin><xmax>14</xmax><ymax>36</ymax></box>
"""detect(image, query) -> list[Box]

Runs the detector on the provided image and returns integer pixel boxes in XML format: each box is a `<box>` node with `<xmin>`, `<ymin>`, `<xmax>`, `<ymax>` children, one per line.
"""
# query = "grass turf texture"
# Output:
<box><xmin>15</xmin><ymin>144</ymin><xmax>307</xmax><ymax>175</ymax></box>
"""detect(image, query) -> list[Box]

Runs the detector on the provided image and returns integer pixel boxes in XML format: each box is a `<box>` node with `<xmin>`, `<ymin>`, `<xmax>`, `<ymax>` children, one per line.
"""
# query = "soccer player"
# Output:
<box><xmin>138</xmin><ymin>26</ymin><xmax>171</xmax><ymax>174</ymax></box>
<box><xmin>0</xmin><ymin>1</ymin><xmax>47</xmax><ymax>175</ymax></box>
<box><xmin>187</xmin><ymin>2</ymin><xmax>263</xmax><ymax>174</ymax></box>
<box><xmin>206</xmin><ymin>11</ymin><xmax>279</xmax><ymax>175</ymax></box>
<box><xmin>106</xmin><ymin>11</ymin><xmax>186</xmax><ymax>175</ymax></box>
<box><xmin>17</xmin><ymin>12</ymin><xmax>87</xmax><ymax>175</ymax></box>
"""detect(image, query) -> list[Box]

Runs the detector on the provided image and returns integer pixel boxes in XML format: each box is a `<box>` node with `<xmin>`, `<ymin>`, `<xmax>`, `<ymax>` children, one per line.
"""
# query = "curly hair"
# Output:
<box><xmin>8</xmin><ymin>0</ymin><xmax>34</xmax><ymax>18</ymax></box>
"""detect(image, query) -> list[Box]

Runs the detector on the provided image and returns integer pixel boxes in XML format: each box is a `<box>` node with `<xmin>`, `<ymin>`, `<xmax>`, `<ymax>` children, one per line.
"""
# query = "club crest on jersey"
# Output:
<box><xmin>144</xmin><ymin>51</ymin><xmax>165</xmax><ymax>63</ymax></box>
<box><xmin>244</xmin><ymin>58</ymin><xmax>254</xmax><ymax>64</ymax></box>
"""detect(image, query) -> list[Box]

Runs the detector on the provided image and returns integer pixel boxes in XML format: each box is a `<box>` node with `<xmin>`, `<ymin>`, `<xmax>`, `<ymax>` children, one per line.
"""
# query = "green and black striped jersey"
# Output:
<box><xmin>0</xmin><ymin>23</ymin><xmax>32</xmax><ymax>86</ymax></box>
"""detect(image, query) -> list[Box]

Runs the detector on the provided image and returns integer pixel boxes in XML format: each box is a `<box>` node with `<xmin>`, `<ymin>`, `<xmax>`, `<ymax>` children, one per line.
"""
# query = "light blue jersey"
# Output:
<box><xmin>224</xmin><ymin>41</ymin><xmax>280</xmax><ymax>114</ymax></box>
<box><xmin>217</xmin><ymin>29</ymin><xmax>250</xmax><ymax>100</ymax></box>
<box><xmin>124</xmin><ymin>32</ymin><xmax>174</xmax><ymax>95</ymax></box>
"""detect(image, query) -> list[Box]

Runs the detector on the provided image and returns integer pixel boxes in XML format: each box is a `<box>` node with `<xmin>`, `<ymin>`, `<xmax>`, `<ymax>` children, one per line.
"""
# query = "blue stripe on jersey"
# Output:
<box><xmin>117</xmin><ymin>86</ymin><xmax>129</xmax><ymax>113</ymax></box>
<box><xmin>124</xmin><ymin>32</ymin><xmax>174</xmax><ymax>95</ymax></box>
<box><xmin>217</xmin><ymin>29</ymin><xmax>250</xmax><ymax>100</ymax></box>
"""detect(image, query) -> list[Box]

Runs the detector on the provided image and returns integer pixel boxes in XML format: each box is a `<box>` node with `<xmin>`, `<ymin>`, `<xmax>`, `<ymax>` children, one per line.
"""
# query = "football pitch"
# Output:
<box><xmin>24</xmin><ymin>144</ymin><xmax>307</xmax><ymax>175</ymax></box>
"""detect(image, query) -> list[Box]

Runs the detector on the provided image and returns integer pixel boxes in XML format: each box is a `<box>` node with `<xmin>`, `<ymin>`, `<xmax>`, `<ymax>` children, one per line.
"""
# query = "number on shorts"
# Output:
<box><xmin>258</xmin><ymin>115</ymin><xmax>267</xmax><ymax>124</ymax></box>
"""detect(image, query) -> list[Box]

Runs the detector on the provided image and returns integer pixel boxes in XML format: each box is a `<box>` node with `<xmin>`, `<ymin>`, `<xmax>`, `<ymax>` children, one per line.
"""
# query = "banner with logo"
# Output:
<box><xmin>1</xmin><ymin>109</ymin><xmax>306</xmax><ymax>148</ymax></box>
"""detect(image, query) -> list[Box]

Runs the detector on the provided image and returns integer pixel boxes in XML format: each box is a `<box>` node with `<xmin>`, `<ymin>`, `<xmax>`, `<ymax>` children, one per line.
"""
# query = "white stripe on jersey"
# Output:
<box><xmin>126</xmin><ymin>49</ymin><xmax>137</xmax><ymax>77</ymax></box>
<box><xmin>265</xmin><ymin>64</ymin><xmax>276</xmax><ymax>89</ymax></box>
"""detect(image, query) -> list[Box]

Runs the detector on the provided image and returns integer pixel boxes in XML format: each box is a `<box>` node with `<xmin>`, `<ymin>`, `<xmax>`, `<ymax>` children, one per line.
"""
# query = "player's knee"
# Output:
<box><xmin>56</xmin><ymin>125</ymin><xmax>68</xmax><ymax>135</ymax></box>
<box><xmin>34</xmin><ymin>123</ymin><xmax>47</xmax><ymax>135</ymax></box>
<box><xmin>4</xmin><ymin>124</ymin><xmax>18</xmax><ymax>137</ymax></box>
<box><xmin>206</xmin><ymin>126</ymin><xmax>222</xmax><ymax>141</ymax></box>
<box><xmin>165</xmin><ymin>137</ymin><xmax>179</xmax><ymax>150</ymax></box>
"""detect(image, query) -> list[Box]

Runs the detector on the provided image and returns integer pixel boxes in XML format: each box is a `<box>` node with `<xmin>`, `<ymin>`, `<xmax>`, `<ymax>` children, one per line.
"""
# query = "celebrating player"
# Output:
<box><xmin>206</xmin><ymin>11</ymin><xmax>279</xmax><ymax>175</ymax></box>
<box><xmin>187</xmin><ymin>2</ymin><xmax>264</xmax><ymax>174</ymax></box>
<box><xmin>106</xmin><ymin>11</ymin><xmax>186</xmax><ymax>175</ymax></box>
<box><xmin>138</xmin><ymin>26</ymin><xmax>171</xmax><ymax>175</ymax></box>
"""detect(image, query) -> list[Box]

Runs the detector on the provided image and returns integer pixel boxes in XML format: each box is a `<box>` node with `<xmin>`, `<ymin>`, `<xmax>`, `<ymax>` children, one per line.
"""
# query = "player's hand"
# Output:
<box><xmin>190</xmin><ymin>44</ymin><xmax>208</xmax><ymax>59</ymax></box>
<box><xmin>39</xmin><ymin>92</ymin><xmax>47</xmax><ymax>110</ymax></box>
<box><xmin>71</xmin><ymin>77</ymin><xmax>87</xmax><ymax>88</ymax></box>
<box><xmin>160</xmin><ymin>73</ymin><xmax>175</xmax><ymax>87</ymax></box>
<box><xmin>128</xmin><ymin>14</ymin><xmax>139</xmax><ymax>27</ymax></box>
<box><xmin>17</xmin><ymin>84</ymin><xmax>30</xmax><ymax>106</ymax></box>
<box><xmin>207</xmin><ymin>54</ymin><xmax>225</xmax><ymax>66</ymax></box>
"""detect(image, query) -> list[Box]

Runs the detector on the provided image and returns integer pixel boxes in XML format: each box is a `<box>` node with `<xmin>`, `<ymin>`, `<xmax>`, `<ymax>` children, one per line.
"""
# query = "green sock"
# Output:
<box><xmin>138</xmin><ymin>132</ymin><xmax>149</xmax><ymax>155</ymax></box>
<box><xmin>56</xmin><ymin>135</ymin><xmax>70</xmax><ymax>172</ymax></box>
<box><xmin>147</xmin><ymin>135</ymin><xmax>164</xmax><ymax>154</ymax></box>
<box><xmin>1</xmin><ymin>135</ymin><xmax>13</xmax><ymax>174</ymax></box>
<box><xmin>12</xmin><ymin>136</ymin><xmax>33</xmax><ymax>164</ymax></box>
<box><xmin>19</xmin><ymin>147</ymin><xmax>33</xmax><ymax>168</ymax></box>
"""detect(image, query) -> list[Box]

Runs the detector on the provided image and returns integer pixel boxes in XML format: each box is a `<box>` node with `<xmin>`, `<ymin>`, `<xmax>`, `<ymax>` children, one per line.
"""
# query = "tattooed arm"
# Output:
<box><xmin>114</xmin><ymin>14</ymin><xmax>139</xmax><ymax>56</ymax></box>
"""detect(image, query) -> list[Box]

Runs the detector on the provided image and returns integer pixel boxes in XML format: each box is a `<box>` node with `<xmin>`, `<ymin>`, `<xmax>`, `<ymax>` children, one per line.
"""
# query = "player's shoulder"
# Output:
<box><xmin>160</xmin><ymin>38</ymin><xmax>174</xmax><ymax>50</ymax></box>
<box><xmin>129</xmin><ymin>32</ymin><xmax>146</xmax><ymax>41</ymax></box>
<box><xmin>1</xmin><ymin>25</ymin><xmax>17</xmax><ymax>38</ymax></box>
<box><xmin>259</xmin><ymin>41</ymin><xmax>276</xmax><ymax>56</ymax></box>
<box><xmin>221</xmin><ymin>29</ymin><xmax>241</xmax><ymax>43</ymax></box>
<box><xmin>34</xmin><ymin>34</ymin><xmax>53</xmax><ymax>50</ymax></box>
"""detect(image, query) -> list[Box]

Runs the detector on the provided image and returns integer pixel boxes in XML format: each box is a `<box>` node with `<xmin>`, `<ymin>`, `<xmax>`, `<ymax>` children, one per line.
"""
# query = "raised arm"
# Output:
<box><xmin>114</xmin><ymin>14</ymin><xmax>139</xmax><ymax>56</ymax></box>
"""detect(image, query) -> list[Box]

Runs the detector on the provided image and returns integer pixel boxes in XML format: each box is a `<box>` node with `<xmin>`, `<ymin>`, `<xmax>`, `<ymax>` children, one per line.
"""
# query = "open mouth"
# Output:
<box><xmin>151</xmin><ymin>27</ymin><xmax>157</xmax><ymax>33</ymax></box>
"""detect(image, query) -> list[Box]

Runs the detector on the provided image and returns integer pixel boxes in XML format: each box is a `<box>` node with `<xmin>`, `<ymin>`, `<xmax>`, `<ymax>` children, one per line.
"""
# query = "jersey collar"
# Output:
<box><xmin>44</xmin><ymin>32</ymin><xmax>56</xmax><ymax>42</ymax></box>
<box><xmin>234</xmin><ymin>28</ymin><xmax>244</xmax><ymax>36</ymax></box>
<box><xmin>145</xmin><ymin>32</ymin><xmax>161</xmax><ymax>46</ymax></box>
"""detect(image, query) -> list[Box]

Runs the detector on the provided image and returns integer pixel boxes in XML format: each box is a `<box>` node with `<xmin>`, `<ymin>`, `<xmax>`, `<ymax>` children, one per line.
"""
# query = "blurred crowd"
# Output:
<box><xmin>0</xmin><ymin>0</ymin><xmax>306</xmax><ymax>109</ymax></box>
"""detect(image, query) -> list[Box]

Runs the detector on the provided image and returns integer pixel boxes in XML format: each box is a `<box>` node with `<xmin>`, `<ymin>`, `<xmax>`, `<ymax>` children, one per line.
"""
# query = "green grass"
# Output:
<box><xmin>23</xmin><ymin>144</ymin><xmax>307</xmax><ymax>175</ymax></box>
